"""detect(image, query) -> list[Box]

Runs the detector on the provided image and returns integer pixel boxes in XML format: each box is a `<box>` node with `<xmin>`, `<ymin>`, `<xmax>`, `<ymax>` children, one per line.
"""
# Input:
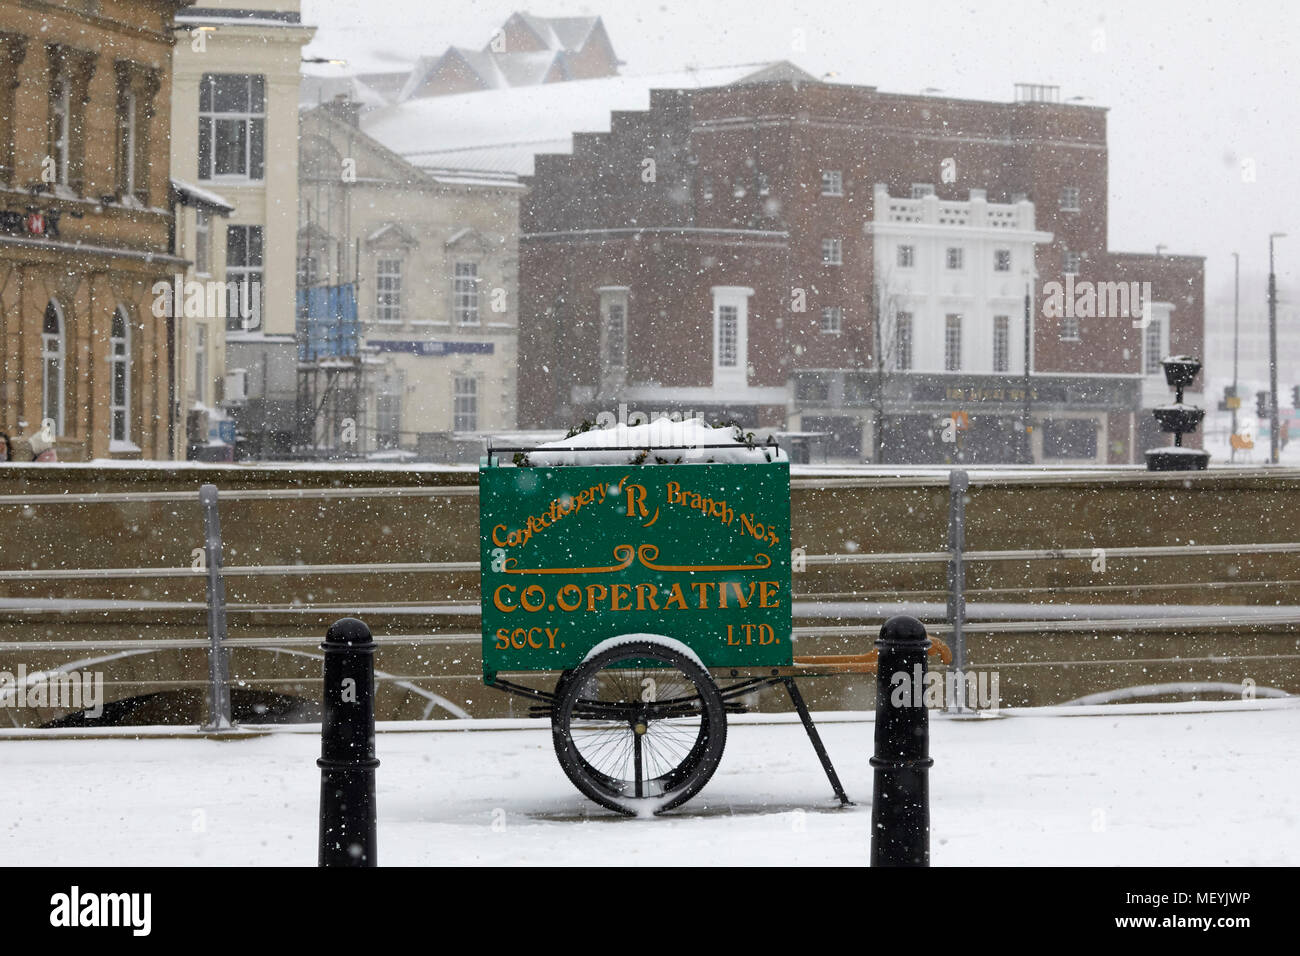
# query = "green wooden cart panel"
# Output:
<box><xmin>479</xmin><ymin>461</ymin><xmax>793</xmax><ymax>679</ymax></box>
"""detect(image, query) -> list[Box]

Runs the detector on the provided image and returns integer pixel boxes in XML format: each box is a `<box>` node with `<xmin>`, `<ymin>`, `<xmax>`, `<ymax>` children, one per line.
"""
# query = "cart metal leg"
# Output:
<box><xmin>783</xmin><ymin>678</ymin><xmax>853</xmax><ymax>806</ymax></box>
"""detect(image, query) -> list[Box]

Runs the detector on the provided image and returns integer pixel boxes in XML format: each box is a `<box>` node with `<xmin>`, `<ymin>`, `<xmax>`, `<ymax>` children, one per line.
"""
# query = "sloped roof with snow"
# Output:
<box><xmin>392</xmin><ymin>47</ymin><xmax>573</xmax><ymax>102</ymax></box>
<box><xmin>495</xmin><ymin>50</ymin><xmax>566</xmax><ymax>86</ymax></box>
<box><xmin>362</xmin><ymin>61</ymin><xmax>815</xmax><ymax>177</ymax></box>
<box><xmin>513</xmin><ymin>13</ymin><xmax>601</xmax><ymax>51</ymax></box>
<box><xmin>171</xmin><ymin>179</ymin><xmax>236</xmax><ymax>214</ymax></box>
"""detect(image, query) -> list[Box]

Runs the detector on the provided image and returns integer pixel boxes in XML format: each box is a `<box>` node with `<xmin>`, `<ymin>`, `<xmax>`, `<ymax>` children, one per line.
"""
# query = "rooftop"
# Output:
<box><xmin>361</xmin><ymin>61</ymin><xmax>815</xmax><ymax>178</ymax></box>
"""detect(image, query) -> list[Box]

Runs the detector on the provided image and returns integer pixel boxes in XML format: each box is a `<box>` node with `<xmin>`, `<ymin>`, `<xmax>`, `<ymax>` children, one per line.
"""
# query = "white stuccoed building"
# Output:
<box><xmin>867</xmin><ymin>184</ymin><xmax>1054</xmax><ymax>377</ymax></box>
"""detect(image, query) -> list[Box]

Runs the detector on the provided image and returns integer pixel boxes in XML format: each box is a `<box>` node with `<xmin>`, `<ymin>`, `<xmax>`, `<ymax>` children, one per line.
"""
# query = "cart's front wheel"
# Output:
<box><xmin>552</xmin><ymin>638</ymin><xmax>727</xmax><ymax>815</ymax></box>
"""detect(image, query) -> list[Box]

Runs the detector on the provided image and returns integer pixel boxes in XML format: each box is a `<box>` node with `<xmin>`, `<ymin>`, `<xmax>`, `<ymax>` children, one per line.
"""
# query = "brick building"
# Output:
<box><xmin>518</xmin><ymin>78</ymin><xmax>1204</xmax><ymax>463</ymax></box>
<box><xmin>0</xmin><ymin>0</ymin><xmax>191</xmax><ymax>461</ymax></box>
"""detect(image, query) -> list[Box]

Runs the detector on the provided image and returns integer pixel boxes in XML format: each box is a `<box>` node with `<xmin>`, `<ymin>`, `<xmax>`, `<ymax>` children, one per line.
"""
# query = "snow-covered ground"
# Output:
<box><xmin>3</xmin><ymin>700</ymin><xmax>1296</xmax><ymax>866</ymax></box>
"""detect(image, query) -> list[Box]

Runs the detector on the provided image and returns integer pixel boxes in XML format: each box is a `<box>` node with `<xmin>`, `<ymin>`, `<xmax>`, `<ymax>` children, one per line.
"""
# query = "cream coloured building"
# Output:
<box><xmin>298</xmin><ymin>100</ymin><xmax>521</xmax><ymax>459</ymax></box>
<box><xmin>171</xmin><ymin>1</ymin><xmax>315</xmax><ymax>457</ymax></box>
<box><xmin>167</xmin><ymin>179</ymin><xmax>233</xmax><ymax>458</ymax></box>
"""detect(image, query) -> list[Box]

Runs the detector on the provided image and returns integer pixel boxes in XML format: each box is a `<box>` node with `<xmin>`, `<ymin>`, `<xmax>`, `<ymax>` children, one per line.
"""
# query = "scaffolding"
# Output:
<box><xmin>294</xmin><ymin>281</ymin><xmax>365</xmax><ymax>459</ymax></box>
<box><xmin>295</xmin><ymin>108</ymin><xmax>369</xmax><ymax>460</ymax></box>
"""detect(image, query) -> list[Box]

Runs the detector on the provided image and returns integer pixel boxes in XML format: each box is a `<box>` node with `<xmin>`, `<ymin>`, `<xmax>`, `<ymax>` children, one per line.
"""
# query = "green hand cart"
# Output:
<box><xmin>479</xmin><ymin>441</ymin><xmax>948</xmax><ymax>816</ymax></box>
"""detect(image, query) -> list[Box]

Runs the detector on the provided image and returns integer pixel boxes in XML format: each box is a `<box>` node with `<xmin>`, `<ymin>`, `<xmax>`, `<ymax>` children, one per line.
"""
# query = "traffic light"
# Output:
<box><xmin>1292</xmin><ymin>385</ymin><xmax>1300</xmax><ymax>408</ymax></box>
<box><xmin>1257</xmin><ymin>391</ymin><xmax>1270</xmax><ymax>418</ymax></box>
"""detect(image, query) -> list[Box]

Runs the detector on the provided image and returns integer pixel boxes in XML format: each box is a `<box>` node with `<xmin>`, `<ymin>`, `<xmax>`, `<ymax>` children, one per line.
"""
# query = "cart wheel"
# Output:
<box><xmin>552</xmin><ymin>638</ymin><xmax>727</xmax><ymax>816</ymax></box>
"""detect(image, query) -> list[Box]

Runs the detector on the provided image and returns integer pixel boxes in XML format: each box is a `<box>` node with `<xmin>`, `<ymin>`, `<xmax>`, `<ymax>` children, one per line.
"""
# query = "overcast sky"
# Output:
<box><xmin>303</xmin><ymin>0</ymin><xmax>1298</xmax><ymax>309</ymax></box>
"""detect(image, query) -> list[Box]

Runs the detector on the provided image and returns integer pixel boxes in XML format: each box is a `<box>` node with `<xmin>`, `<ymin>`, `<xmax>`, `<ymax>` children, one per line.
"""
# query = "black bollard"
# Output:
<box><xmin>318</xmin><ymin>617</ymin><xmax>379</xmax><ymax>867</ymax></box>
<box><xmin>870</xmin><ymin>614</ymin><xmax>932</xmax><ymax>867</ymax></box>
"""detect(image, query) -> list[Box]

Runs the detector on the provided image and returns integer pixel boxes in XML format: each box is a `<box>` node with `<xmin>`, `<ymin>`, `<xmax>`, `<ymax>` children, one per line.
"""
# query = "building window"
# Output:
<box><xmin>717</xmin><ymin>305</ymin><xmax>739</xmax><ymax>366</ymax></box>
<box><xmin>226</xmin><ymin>225</ymin><xmax>263</xmax><ymax>331</ymax></box>
<box><xmin>1042</xmin><ymin>418</ymin><xmax>1097</xmax><ymax>459</ymax></box>
<box><xmin>946</xmin><ymin>247</ymin><xmax>964</xmax><ymax>270</ymax></box>
<box><xmin>0</xmin><ymin>36</ymin><xmax>22</xmax><ymax>185</ymax></box>
<box><xmin>49</xmin><ymin>69</ymin><xmax>72</xmax><ymax>187</ymax></box>
<box><xmin>897</xmin><ymin>245</ymin><xmax>915</xmax><ymax>268</ymax></box>
<box><xmin>1145</xmin><ymin>320</ymin><xmax>1163</xmax><ymax>374</ymax></box>
<box><xmin>296</xmin><ymin>253</ymin><xmax>318</xmax><ymax>288</ymax></box>
<box><xmin>198</xmin><ymin>73</ymin><xmax>265</xmax><ymax>181</ymax></box>
<box><xmin>113</xmin><ymin>64</ymin><xmax>156</xmax><ymax>203</ymax></box>
<box><xmin>598</xmin><ymin>287</ymin><xmax>630</xmax><ymax>375</ymax></box>
<box><xmin>117</xmin><ymin>83</ymin><xmax>137</xmax><ymax>198</ymax></box>
<box><xmin>42</xmin><ymin>300</ymin><xmax>65</xmax><ymax>434</ymax></box>
<box><xmin>993</xmin><ymin>315</ymin><xmax>1010</xmax><ymax>372</ymax></box>
<box><xmin>194</xmin><ymin>209</ymin><xmax>211</xmax><ymax>275</ymax></box>
<box><xmin>895</xmin><ymin>312</ymin><xmax>913</xmax><ymax>371</ymax></box>
<box><xmin>1063</xmin><ymin>250</ymin><xmax>1081</xmax><ymax>275</ymax></box>
<box><xmin>820</xmin><ymin>170</ymin><xmax>843</xmax><ymax>196</ymax></box>
<box><xmin>1060</xmin><ymin>187</ymin><xmax>1081</xmax><ymax>212</ymax></box>
<box><xmin>822</xmin><ymin>238</ymin><xmax>843</xmax><ymax>266</ymax></box>
<box><xmin>1061</xmin><ymin>311</ymin><xmax>1080</xmax><ymax>341</ymax></box>
<box><xmin>945</xmin><ymin>314</ymin><xmax>962</xmax><ymax>371</ymax></box>
<box><xmin>910</xmin><ymin>183</ymin><xmax>934</xmax><ymax>199</ymax></box>
<box><xmin>376</xmin><ymin>258</ymin><xmax>402</xmax><ymax>323</ymax></box>
<box><xmin>453</xmin><ymin>262</ymin><xmax>479</xmax><ymax>326</ymax></box>
<box><xmin>194</xmin><ymin>325</ymin><xmax>207</xmax><ymax>406</ymax></box>
<box><xmin>453</xmin><ymin>376</ymin><xmax>478</xmax><ymax>431</ymax></box>
<box><xmin>796</xmin><ymin>378</ymin><xmax>830</xmax><ymax>404</ymax></box>
<box><xmin>376</xmin><ymin>392</ymin><xmax>401</xmax><ymax>449</ymax></box>
<box><xmin>606</xmin><ymin>302</ymin><xmax>626</xmax><ymax>367</ymax></box>
<box><xmin>110</xmin><ymin>307</ymin><xmax>131</xmax><ymax>443</ymax></box>
<box><xmin>994</xmin><ymin>249</ymin><xmax>1011</xmax><ymax>272</ymax></box>
<box><xmin>820</xmin><ymin>306</ymin><xmax>842</xmax><ymax>334</ymax></box>
<box><xmin>712</xmin><ymin>287</ymin><xmax>751</xmax><ymax>385</ymax></box>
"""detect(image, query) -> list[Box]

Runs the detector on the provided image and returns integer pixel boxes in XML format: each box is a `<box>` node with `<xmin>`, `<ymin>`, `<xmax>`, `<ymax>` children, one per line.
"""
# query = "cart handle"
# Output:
<box><xmin>791</xmin><ymin>637</ymin><xmax>953</xmax><ymax>675</ymax></box>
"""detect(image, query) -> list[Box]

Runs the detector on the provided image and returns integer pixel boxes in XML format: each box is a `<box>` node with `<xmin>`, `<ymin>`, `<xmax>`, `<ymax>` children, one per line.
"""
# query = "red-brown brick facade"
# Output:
<box><xmin>519</xmin><ymin>80</ymin><xmax>1204</xmax><ymax>463</ymax></box>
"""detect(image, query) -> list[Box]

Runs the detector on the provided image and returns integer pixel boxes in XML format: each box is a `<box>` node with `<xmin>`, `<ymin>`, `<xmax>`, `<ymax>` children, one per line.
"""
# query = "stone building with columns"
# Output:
<box><xmin>0</xmin><ymin>0</ymin><xmax>191</xmax><ymax>461</ymax></box>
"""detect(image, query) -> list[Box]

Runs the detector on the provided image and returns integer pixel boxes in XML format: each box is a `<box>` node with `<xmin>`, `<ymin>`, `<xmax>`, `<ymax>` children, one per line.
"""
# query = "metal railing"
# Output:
<box><xmin>1</xmin><ymin>470</ymin><xmax>1297</xmax><ymax>726</ymax></box>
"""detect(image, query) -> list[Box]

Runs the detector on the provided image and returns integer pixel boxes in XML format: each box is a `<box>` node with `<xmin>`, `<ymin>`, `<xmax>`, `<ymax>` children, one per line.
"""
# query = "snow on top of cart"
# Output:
<box><xmin>520</xmin><ymin>417</ymin><xmax>789</xmax><ymax>467</ymax></box>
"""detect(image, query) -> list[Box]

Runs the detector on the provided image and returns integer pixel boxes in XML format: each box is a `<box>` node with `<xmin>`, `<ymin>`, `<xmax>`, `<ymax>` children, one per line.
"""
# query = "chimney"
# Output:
<box><xmin>328</xmin><ymin>92</ymin><xmax>361</xmax><ymax>128</ymax></box>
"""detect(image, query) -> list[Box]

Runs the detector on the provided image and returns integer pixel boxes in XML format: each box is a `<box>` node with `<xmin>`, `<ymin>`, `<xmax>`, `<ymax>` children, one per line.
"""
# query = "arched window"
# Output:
<box><xmin>110</xmin><ymin>306</ymin><xmax>131</xmax><ymax>443</ymax></box>
<box><xmin>41</xmin><ymin>301</ymin><xmax>65</xmax><ymax>434</ymax></box>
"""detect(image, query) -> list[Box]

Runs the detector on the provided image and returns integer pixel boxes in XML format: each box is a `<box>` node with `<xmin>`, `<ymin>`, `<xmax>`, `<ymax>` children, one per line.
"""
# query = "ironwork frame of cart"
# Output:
<box><xmin>479</xmin><ymin>441</ymin><xmax>950</xmax><ymax>816</ymax></box>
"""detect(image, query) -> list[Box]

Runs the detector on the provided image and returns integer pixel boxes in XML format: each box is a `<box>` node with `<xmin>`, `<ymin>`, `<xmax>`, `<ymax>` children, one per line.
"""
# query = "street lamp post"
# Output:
<box><xmin>1269</xmin><ymin>233</ymin><xmax>1286</xmax><ymax>464</ymax></box>
<box><xmin>1022</xmin><ymin>269</ymin><xmax>1034</xmax><ymax>463</ymax></box>
<box><xmin>1232</xmin><ymin>251</ymin><xmax>1239</xmax><ymax>463</ymax></box>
